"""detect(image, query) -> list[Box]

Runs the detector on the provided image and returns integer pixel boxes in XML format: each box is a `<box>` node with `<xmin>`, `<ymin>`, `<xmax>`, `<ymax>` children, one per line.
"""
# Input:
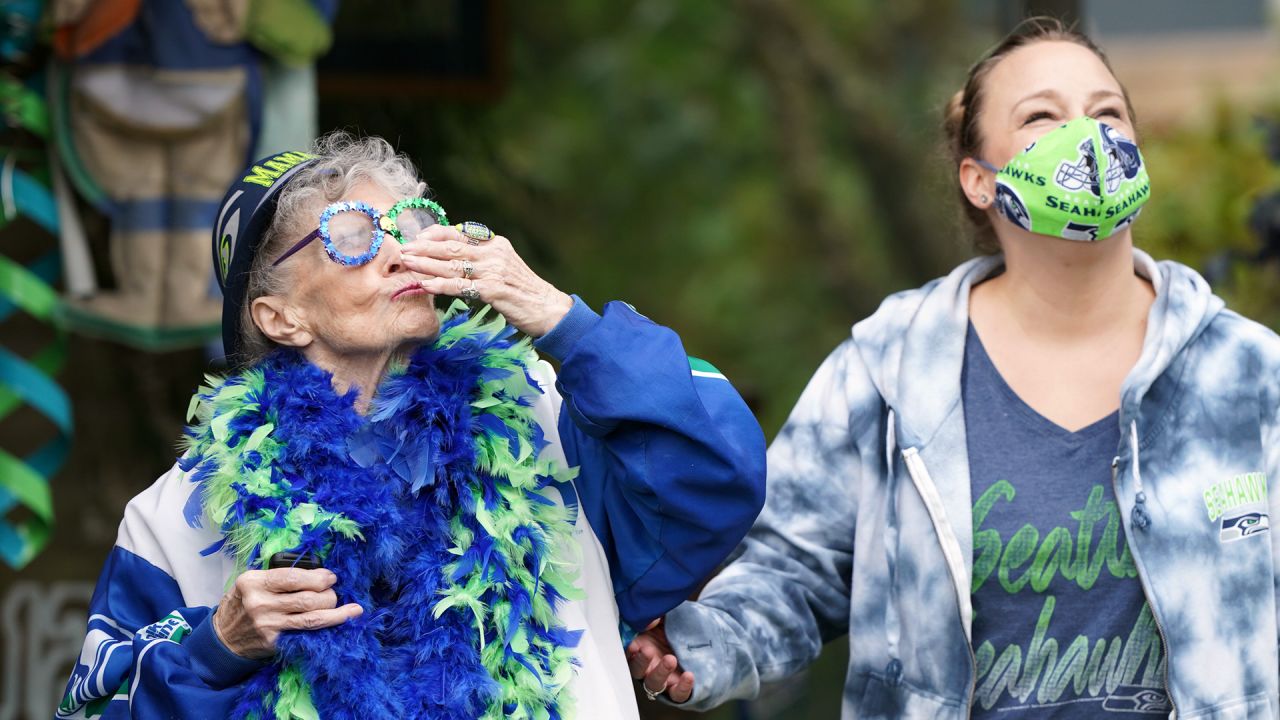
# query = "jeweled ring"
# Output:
<box><xmin>461</xmin><ymin>260</ymin><xmax>474</xmax><ymax>279</ymax></box>
<box><xmin>461</xmin><ymin>280</ymin><xmax>481</xmax><ymax>302</ymax></box>
<box><xmin>457</xmin><ymin>221</ymin><xmax>493</xmax><ymax>245</ymax></box>
<box><xmin>643</xmin><ymin>684</ymin><xmax>665</xmax><ymax>701</ymax></box>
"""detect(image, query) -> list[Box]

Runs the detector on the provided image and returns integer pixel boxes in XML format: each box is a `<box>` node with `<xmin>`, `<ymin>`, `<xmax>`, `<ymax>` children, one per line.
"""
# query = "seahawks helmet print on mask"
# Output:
<box><xmin>975</xmin><ymin>116</ymin><xmax>1151</xmax><ymax>242</ymax></box>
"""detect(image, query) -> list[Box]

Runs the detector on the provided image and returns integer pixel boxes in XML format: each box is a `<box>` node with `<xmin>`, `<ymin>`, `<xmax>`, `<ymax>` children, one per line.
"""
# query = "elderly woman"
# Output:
<box><xmin>57</xmin><ymin>134</ymin><xmax>766</xmax><ymax>720</ymax></box>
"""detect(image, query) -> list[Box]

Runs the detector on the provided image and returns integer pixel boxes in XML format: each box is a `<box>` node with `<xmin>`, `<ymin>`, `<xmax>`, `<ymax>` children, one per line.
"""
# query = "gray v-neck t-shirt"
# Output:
<box><xmin>963</xmin><ymin>323</ymin><xmax>1170</xmax><ymax>717</ymax></box>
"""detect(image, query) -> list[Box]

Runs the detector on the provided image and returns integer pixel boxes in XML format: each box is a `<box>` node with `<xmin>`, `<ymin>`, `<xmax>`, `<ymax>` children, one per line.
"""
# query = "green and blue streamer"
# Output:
<box><xmin>0</xmin><ymin>141</ymin><xmax>72</xmax><ymax>568</ymax></box>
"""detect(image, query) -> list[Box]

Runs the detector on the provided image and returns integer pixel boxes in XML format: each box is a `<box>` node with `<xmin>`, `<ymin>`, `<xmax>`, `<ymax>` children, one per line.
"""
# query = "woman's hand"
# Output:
<box><xmin>211</xmin><ymin>567</ymin><xmax>363</xmax><ymax>660</ymax></box>
<box><xmin>399</xmin><ymin>224</ymin><xmax>573</xmax><ymax>338</ymax></box>
<box><xmin>626</xmin><ymin>619</ymin><xmax>695</xmax><ymax>704</ymax></box>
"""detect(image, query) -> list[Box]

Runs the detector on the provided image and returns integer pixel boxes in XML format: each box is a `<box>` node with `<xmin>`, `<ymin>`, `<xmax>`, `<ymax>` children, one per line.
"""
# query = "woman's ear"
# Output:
<box><xmin>250</xmin><ymin>295</ymin><xmax>312</xmax><ymax>349</ymax></box>
<box><xmin>959</xmin><ymin>157</ymin><xmax>995</xmax><ymax>210</ymax></box>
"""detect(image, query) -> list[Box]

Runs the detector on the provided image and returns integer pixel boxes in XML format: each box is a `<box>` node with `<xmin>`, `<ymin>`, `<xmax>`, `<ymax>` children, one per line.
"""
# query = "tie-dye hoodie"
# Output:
<box><xmin>665</xmin><ymin>249</ymin><xmax>1280</xmax><ymax>719</ymax></box>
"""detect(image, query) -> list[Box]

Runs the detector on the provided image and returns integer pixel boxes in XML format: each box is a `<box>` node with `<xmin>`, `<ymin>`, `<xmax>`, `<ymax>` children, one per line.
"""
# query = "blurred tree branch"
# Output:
<box><xmin>738</xmin><ymin>0</ymin><xmax>964</xmax><ymax>303</ymax></box>
<box><xmin>736</xmin><ymin>0</ymin><xmax>875</xmax><ymax>312</ymax></box>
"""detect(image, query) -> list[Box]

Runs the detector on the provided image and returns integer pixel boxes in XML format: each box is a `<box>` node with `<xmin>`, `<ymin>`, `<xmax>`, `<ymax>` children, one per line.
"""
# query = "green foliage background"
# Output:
<box><xmin>1140</xmin><ymin>104</ymin><xmax>1280</xmax><ymax>327</ymax></box>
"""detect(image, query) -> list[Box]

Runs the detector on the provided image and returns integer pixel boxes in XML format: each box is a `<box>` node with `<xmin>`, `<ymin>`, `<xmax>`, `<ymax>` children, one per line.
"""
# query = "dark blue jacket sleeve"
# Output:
<box><xmin>57</xmin><ymin>547</ymin><xmax>264</xmax><ymax>719</ymax></box>
<box><xmin>536</xmin><ymin>297</ymin><xmax>767</xmax><ymax>628</ymax></box>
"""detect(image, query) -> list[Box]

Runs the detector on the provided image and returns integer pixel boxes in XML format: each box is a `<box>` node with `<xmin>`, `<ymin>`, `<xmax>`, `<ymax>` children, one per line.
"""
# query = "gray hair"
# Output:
<box><xmin>236</xmin><ymin>131</ymin><xmax>428</xmax><ymax>366</ymax></box>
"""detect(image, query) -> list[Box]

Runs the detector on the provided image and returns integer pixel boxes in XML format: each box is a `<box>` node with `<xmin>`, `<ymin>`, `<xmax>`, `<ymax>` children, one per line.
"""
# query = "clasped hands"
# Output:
<box><xmin>627</xmin><ymin>619</ymin><xmax>695</xmax><ymax>704</ymax></box>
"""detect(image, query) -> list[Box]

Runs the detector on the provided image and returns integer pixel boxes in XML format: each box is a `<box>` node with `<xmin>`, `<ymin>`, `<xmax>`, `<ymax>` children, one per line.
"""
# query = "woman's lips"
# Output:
<box><xmin>392</xmin><ymin>283</ymin><xmax>428</xmax><ymax>301</ymax></box>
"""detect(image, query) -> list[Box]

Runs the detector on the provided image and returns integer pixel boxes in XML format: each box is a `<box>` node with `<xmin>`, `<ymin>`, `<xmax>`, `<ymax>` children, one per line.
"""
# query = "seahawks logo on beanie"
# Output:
<box><xmin>212</xmin><ymin>150</ymin><xmax>316</xmax><ymax>359</ymax></box>
<box><xmin>214</xmin><ymin>151</ymin><xmax>315</xmax><ymax>285</ymax></box>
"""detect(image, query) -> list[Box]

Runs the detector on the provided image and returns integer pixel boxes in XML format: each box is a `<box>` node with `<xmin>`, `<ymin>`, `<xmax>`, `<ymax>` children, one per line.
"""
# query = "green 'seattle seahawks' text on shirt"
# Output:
<box><xmin>663</xmin><ymin>250</ymin><xmax>1280</xmax><ymax>719</ymax></box>
<box><xmin>964</xmin><ymin>324</ymin><xmax>1169</xmax><ymax>717</ymax></box>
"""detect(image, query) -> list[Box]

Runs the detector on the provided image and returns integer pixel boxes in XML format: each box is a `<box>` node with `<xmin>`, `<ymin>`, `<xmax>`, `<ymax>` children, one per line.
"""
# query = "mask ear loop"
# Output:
<box><xmin>973</xmin><ymin>158</ymin><xmax>1001</xmax><ymax>173</ymax></box>
<box><xmin>970</xmin><ymin>159</ymin><xmax>1000</xmax><ymax>206</ymax></box>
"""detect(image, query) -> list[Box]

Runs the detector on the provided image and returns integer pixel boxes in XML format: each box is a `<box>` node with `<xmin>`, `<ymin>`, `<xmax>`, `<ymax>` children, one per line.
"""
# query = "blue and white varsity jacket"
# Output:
<box><xmin>57</xmin><ymin>299</ymin><xmax>766</xmax><ymax>719</ymax></box>
<box><xmin>665</xmin><ymin>250</ymin><xmax>1280</xmax><ymax>719</ymax></box>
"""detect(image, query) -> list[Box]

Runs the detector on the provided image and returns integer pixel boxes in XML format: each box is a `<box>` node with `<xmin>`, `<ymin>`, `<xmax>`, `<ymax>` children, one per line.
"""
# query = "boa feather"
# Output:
<box><xmin>179</xmin><ymin>303</ymin><xmax>582</xmax><ymax>720</ymax></box>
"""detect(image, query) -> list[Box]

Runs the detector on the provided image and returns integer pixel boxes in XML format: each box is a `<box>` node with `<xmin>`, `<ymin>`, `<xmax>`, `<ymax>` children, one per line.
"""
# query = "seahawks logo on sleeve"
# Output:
<box><xmin>1220</xmin><ymin>511</ymin><xmax>1270</xmax><ymax>543</ymax></box>
<box><xmin>1204</xmin><ymin>472</ymin><xmax>1269</xmax><ymax>543</ymax></box>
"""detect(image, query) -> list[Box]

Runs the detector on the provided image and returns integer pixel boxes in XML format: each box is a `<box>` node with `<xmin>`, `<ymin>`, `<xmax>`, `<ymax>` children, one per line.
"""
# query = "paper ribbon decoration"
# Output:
<box><xmin>0</xmin><ymin>146</ymin><xmax>71</xmax><ymax>568</ymax></box>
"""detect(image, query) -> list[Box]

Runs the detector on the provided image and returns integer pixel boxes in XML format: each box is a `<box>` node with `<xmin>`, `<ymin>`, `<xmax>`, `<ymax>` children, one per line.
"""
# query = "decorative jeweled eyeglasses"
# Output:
<box><xmin>272</xmin><ymin>197</ymin><xmax>448</xmax><ymax>267</ymax></box>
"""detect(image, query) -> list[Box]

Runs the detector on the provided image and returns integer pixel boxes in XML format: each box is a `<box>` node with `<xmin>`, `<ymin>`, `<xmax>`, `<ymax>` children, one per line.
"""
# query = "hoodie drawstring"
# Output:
<box><xmin>1127</xmin><ymin>419</ymin><xmax>1152</xmax><ymax>530</ymax></box>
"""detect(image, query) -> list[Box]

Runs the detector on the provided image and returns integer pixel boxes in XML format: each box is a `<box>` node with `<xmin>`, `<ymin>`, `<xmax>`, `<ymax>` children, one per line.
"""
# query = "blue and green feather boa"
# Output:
<box><xmin>178</xmin><ymin>303</ymin><xmax>583</xmax><ymax>720</ymax></box>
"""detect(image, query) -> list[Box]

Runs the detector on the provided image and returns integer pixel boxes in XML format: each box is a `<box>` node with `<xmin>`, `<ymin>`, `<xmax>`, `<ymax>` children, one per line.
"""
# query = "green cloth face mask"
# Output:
<box><xmin>976</xmin><ymin>116</ymin><xmax>1151</xmax><ymax>242</ymax></box>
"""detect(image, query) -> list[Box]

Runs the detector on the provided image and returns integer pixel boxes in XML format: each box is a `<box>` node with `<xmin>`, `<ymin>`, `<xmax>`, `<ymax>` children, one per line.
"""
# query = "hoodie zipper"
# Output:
<box><xmin>900</xmin><ymin>448</ymin><xmax>977</xmax><ymax>717</ymax></box>
<box><xmin>1111</xmin><ymin>452</ymin><xmax>1177</xmax><ymax>718</ymax></box>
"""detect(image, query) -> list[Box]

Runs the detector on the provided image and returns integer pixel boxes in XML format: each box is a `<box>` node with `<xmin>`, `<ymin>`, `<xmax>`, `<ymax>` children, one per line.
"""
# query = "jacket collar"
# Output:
<box><xmin>853</xmin><ymin>248</ymin><xmax>1222</xmax><ymax>453</ymax></box>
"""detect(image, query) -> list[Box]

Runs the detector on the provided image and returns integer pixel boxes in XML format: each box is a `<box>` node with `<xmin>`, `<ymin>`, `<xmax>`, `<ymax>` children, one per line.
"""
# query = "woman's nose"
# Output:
<box><xmin>379</xmin><ymin>238</ymin><xmax>405</xmax><ymax>275</ymax></box>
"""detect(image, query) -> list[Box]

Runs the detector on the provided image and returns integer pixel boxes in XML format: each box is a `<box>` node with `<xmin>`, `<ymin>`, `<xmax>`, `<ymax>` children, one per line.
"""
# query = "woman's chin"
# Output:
<box><xmin>395</xmin><ymin>312</ymin><xmax>441</xmax><ymax>345</ymax></box>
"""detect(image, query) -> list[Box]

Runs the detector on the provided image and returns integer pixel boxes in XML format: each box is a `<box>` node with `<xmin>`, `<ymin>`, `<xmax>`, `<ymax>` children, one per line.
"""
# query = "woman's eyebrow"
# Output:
<box><xmin>1011</xmin><ymin>87</ymin><xmax>1124</xmax><ymax>114</ymax></box>
<box><xmin>1088</xmin><ymin>89</ymin><xmax>1125</xmax><ymax>104</ymax></box>
<box><xmin>1010</xmin><ymin>88</ymin><xmax>1060</xmax><ymax>113</ymax></box>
